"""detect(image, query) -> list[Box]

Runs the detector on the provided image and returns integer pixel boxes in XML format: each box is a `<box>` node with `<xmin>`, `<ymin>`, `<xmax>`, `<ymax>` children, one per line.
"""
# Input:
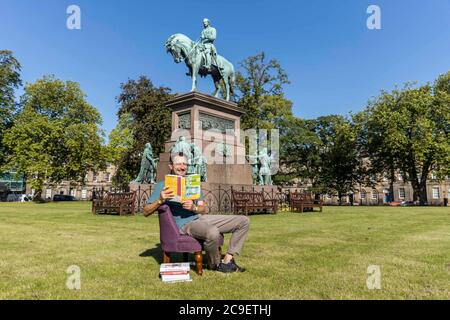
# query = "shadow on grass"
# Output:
<box><xmin>139</xmin><ymin>244</ymin><xmax>210</xmax><ymax>269</ymax></box>
<box><xmin>139</xmin><ymin>244</ymin><xmax>164</xmax><ymax>264</ymax></box>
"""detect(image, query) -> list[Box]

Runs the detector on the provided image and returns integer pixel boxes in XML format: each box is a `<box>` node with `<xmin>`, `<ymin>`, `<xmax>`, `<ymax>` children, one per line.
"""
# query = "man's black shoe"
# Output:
<box><xmin>230</xmin><ymin>258</ymin><xmax>246</xmax><ymax>272</ymax></box>
<box><xmin>215</xmin><ymin>260</ymin><xmax>246</xmax><ymax>273</ymax></box>
<box><xmin>216</xmin><ymin>261</ymin><xmax>238</xmax><ymax>273</ymax></box>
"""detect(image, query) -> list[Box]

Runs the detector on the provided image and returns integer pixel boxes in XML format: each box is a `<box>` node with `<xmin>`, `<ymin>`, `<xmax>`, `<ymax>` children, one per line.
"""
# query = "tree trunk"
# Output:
<box><xmin>405</xmin><ymin>152</ymin><xmax>431</xmax><ymax>206</ymax></box>
<box><xmin>389</xmin><ymin>166</ymin><xmax>395</xmax><ymax>202</ymax></box>
<box><xmin>418</xmin><ymin>182</ymin><xmax>428</xmax><ymax>206</ymax></box>
<box><xmin>410</xmin><ymin>180</ymin><xmax>419</xmax><ymax>203</ymax></box>
<box><xmin>32</xmin><ymin>190</ymin><xmax>43</xmax><ymax>203</ymax></box>
<box><xmin>418</xmin><ymin>160</ymin><xmax>431</xmax><ymax>206</ymax></box>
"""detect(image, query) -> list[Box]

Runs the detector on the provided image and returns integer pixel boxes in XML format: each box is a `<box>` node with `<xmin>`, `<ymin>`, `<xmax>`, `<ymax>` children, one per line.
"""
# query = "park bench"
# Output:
<box><xmin>92</xmin><ymin>191</ymin><xmax>136</xmax><ymax>216</ymax></box>
<box><xmin>231</xmin><ymin>189</ymin><xmax>278</xmax><ymax>215</ymax></box>
<box><xmin>289</xmin><ymin>191</ymin><xmax>323</xmax><ymax>213</ymax></box>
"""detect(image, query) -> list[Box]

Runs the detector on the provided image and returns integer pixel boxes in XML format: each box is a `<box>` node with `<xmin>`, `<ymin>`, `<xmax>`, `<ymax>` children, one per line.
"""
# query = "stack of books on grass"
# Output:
<box><xmin>159</xmin><ymin>262</ymin><xmax>192</xmax><ymax>283</ymax></box>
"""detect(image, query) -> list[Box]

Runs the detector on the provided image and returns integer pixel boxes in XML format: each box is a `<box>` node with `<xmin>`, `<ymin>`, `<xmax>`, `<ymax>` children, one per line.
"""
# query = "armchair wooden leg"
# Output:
<box><xmin>163</xmin><ymin>252</ymin><xmax>171</xmax><ymax>264</ymax></box>
<box><xmin>194</xmin><ymin>251</ymin><xmax>203</xmax><ymax>276</ymax></box>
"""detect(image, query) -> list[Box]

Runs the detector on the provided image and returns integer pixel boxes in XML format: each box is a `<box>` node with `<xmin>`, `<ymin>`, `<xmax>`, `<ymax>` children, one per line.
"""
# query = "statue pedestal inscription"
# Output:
<box><xmin>156</xmin><ymin>91</ymin><xmax>253</xmax><ymax>185</ymax></box>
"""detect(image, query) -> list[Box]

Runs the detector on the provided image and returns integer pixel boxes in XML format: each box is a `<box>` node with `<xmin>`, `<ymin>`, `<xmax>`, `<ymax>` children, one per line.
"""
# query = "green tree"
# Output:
<box><xmin>281</xmin><ymin>115</ymin><xmax>361</xmax><ymax>204</ymax></box>
<box><xmin>280</xmin><ymin>117</ymin><xmax>322</xmax><ymax>187</ymax></box>
<box><xmin>235</xmin><ymin>52</ymin><xmax>290</xmax><ymax>129</ymax></box>
<box><xmin>2</xmin><ymin>76</ymin><xmax>106</xmax><ymax>199</ymax></box>
<box><xmin>0</xmin><ymin>50</ymin><xmax>22</xmax><ymax>166</ymax></box>
<box><xmin>359</xmin><ymin>72</ymin><xmax>450</xmax><ymax>205</ymax></box>
<box><xmin>236</xmin><ymin>53</ymin><xmax>294</xmax><ymax>185</ymax></box>
<box><xmin>107</xmin><ymin>112</ymin><xmax>134</xmax><ymax>187</ymax></box>
<box><xmin>113</xmin><ymin>76</ymin><xmax>173</xmax><ymax>188</ymax></box>
<box><xmin>107</xmin><ymin>112</ymin><xmax>134</xmax><ymax>164</ymax></box>
<box><xmin>353</xmin><ymin>89</ymin><xmax>404</xmax><ymax>202</ymax></box>
<box><xmin>259</xmin><ymin>94</ymin><xmax>295</xmax><ymax>130</ymax></box>
<box><xmin>316</xmin><ymin>116</ymin><xmax>361</xmax><ymax>204</ymax></box>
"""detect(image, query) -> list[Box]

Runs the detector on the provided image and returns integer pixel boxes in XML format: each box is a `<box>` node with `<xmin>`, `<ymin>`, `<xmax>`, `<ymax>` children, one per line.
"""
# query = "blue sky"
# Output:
<box><xmin>1</xmin><ymin>0</ymin><xmax>449</xmax><ymax>139</ymax></box>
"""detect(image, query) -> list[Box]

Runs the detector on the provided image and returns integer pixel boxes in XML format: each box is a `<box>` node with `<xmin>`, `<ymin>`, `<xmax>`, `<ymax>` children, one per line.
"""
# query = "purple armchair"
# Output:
<box><xmin>158</xmin><ymin>204</ymin><xmax>223</xmax><ymax>275</ymax></box>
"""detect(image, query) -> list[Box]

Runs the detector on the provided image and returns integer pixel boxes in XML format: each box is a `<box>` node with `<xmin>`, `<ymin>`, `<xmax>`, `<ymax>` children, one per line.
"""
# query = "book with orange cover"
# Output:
<box><xmin>164</xmin><ymin>174</ymin><xmax>201</xmax><ymax>202</ymax></box>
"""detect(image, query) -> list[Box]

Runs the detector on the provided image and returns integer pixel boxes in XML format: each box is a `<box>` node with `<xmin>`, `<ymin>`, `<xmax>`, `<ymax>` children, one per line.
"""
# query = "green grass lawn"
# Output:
<box><xmin>0</xmin><ymin>202</ymin><xmax>449</xmax><ymax>299</ymax></box>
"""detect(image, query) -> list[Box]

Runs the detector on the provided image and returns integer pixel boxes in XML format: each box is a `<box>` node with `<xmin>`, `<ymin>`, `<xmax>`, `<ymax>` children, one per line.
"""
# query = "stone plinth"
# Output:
<box><xmin>156</xmin><ymin>92</ymin><xmax>252</xmax><ymax>185</ymax></box>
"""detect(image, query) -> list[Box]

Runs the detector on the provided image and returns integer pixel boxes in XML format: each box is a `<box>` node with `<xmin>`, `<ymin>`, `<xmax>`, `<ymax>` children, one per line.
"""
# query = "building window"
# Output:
<box><xmin>93</xmin><ymin>173</ymin><xmax>98</xmax><ymax>183</ymax></box>
<box><xmin>432</xmin><ymin>187</ymin><xmax>440</xmax><ymax>199</ymax></box>
<box><xmin>81</xmin><ymin>189</ymin><xmax>87</xmax><ymax>199</ymax></box>
<box><xmin>399</xmin><ymin>188</ymin><xmax>406</xmax><ymax>199</ymax></box>
<box><xmin>70</xmin><ymin>189</ymin><xmax>76</xmax><ymax>197</ymax></box>
<box><xmin>361</xmin><ymin>190</ymin><xmax>366</xmax><ymax>199</ymax></box>
<box><xmin>372</xmin><ymin>190</ymin><xmax>378</xmax><ymax>200</ymax></box>
<box><xmin>105</xmin><ymin>173</ymin><xmax>111</xmax><ymax>183</ymax></box>
<box><xmin>46</xmin><ymin>189</ymin><xmax>52</xmax><ymax>199</ymax></box>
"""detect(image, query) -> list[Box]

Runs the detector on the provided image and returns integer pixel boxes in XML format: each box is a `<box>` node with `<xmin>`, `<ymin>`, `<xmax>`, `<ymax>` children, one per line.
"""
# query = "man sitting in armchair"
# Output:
<box><xmin>143</xmin><ymin>152</ymin><xmax>249</xmax><ymax>273</ymax></box>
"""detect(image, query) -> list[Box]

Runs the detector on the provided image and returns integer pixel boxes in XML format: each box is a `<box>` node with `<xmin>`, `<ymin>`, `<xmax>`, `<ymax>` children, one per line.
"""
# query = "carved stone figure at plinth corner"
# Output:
<box><xmin>169</xmin><ymin>136</ymin><xmax>192</xmax><ymax>165</ymax></box>
<box><xmin>247</xmin><ymin>148</ymin><xmax>275</xmax><ymax>186</ymax></box>
<box><xmin>132</xmin><ymin>142</ymin><xmax>158</xmax><ymax>184</ymax></box>
<box><xmin>192</xmin><ymin>143</ymin><xmax>208</xmax><ymax>182</ymax></box>
<box><xmin>258</xmin><ymin>148</ymin><xmax>274</xmax><ymax>186</ymax></box>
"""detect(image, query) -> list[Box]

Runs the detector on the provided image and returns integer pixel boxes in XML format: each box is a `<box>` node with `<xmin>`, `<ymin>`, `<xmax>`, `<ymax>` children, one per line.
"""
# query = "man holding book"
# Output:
<box><xmin>143</xmin><ymin>152</ymin><xmax>249</xmax><ymax>273</ymax></box>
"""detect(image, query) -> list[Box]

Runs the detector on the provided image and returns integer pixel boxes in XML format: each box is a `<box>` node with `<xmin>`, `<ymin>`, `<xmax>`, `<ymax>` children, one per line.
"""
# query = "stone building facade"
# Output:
<box><xmin>310</xmin><ymin>177</ymin><xmax>450</xmax><ymax>206</ymax></box>
<box><xmin>29</xmin><ymin>164</ymin><xmax>117</xmax><ymax>201</ymax></box>
<box><xmin>33</xmin><ymin>164</ymin><xmax>449</xmax><ymax>206</ymax></box>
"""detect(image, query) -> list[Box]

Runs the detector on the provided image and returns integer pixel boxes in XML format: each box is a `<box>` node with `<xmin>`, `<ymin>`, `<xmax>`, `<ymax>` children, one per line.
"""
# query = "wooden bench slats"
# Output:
<box><xmin>92</xmin><ymin>192</ymin><xmax>136</xmax><ymax>216</ymax></box>
<box><xmin>289</xmin><ymin>192</ymin><xmax>323</xmax><ymax>213</ymax></box>
<box><xmin>231</xmin><ymin>190</ymin><xmax>278</xmax><ymax>215</ymax></box>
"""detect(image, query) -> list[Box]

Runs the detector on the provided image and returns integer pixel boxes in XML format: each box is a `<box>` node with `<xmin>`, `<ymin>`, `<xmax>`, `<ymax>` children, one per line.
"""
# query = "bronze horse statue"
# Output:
<box><xmin>165</xmin><ymin>33</ymin><xmax>235</xmax><ymax>101</ymax></box>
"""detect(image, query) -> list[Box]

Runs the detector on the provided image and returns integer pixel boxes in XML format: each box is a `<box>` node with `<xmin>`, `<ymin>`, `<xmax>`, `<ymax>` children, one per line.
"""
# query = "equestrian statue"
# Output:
<box><xmin>165</xmin><ymin>18</ymin><xmax>235</xmax><ymax>101</ymax></box>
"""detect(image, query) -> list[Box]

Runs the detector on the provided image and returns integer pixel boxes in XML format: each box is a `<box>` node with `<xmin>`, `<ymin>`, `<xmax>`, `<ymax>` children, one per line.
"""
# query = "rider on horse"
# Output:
<box><xmin>199</xmin><ymin>18</ymin><xmax>222</xmax><ymax>74</ymax></box>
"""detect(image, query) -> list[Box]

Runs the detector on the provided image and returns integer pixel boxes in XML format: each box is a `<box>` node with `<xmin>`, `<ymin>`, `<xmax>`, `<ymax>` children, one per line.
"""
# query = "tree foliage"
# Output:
<box><xmin>0</xmin><ymin>50</ymin><xmax>22</xmax><ymax>166</ymax></box>
<box><xmin>355</xmin><ymin>71</ymin><xmax>450</xmax><ymax>205</ymax></box>
<box><xmin>281</xmin><ymin>115</ymin><xmax>361</xmax><ymax>202</ymax></box>
<box><xmin>2</xmin><ymin>76</ymin><xmax>106</xmax><ymax>197</ymax></box>
<box><xmin>112</xmin><ymin>76</ymin><xmax>173</xmax><ymax>188</ymax></box>
<box><xmin>107</xmin><ymin>112</ymin><xmax>134</xmax><ymax>164</ymax></box>
<box><xmin>235</xmin><ymin>52</ymin><xmax>291</xmax><ymax>129</ymax></box>
<box><xmin>315</xmin><ymin>116</ymin><xmax>361</xmax><ymax>201</ymax></box>
<box><xmin>279</xmin><ymin>117</ymin><xmax>321</xmax><ymax>186</ymax></box>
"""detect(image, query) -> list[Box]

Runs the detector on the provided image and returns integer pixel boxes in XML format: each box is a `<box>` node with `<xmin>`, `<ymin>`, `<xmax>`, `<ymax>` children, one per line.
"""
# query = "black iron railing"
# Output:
<box><xmin>92</xmin><ymin>185</ymin><xmax>291</xmax><ymax>214</ymax></box>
